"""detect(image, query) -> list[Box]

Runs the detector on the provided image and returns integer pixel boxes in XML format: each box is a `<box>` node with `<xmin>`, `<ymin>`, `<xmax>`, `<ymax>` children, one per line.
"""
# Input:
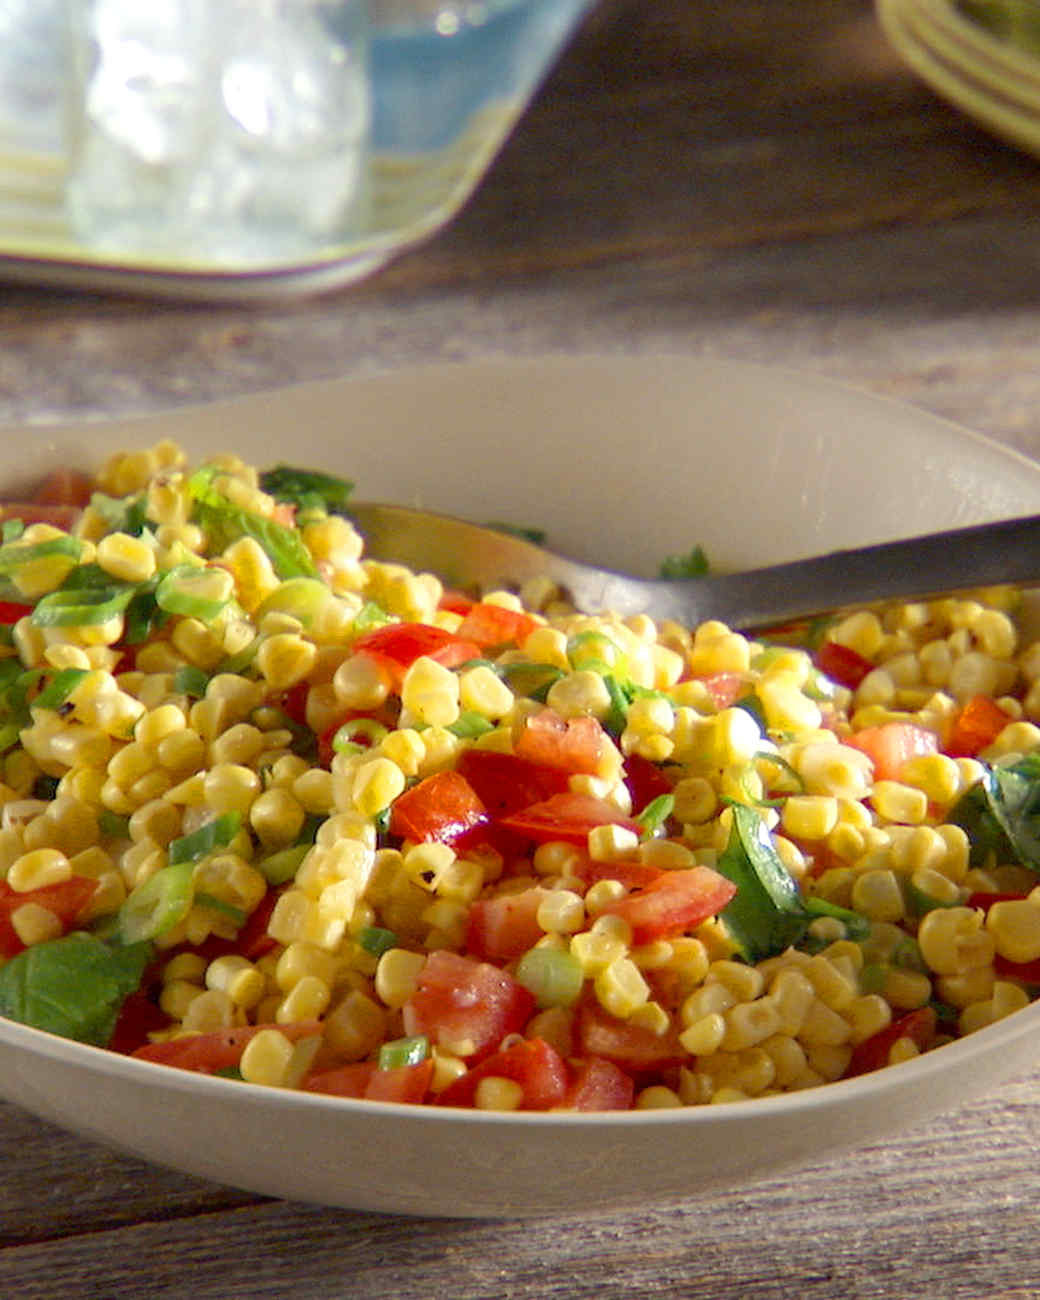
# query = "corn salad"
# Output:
<box><xmin>1</xmin><ymin>445</ymin><xmax>1039</xmax><ymax>1112</ymax></box>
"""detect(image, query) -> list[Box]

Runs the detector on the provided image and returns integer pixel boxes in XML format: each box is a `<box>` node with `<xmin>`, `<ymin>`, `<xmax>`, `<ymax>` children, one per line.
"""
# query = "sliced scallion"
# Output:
<box><xmin>31</xmin><ymin>585</ymin><xmax>136</xmax><ymax>627</ymax></box>
<box><xmin>257</xmin><ymin>843</ymin><xmax>311</xmax><ymax>886</ymax></box>
<box><xmin>332</xmin><ymin>716</ymin><xmax>390</xmax><ymax>755</ymax></box>
<box><xmin>377</xmin><ymin>1034</ymin><xmax>429</xmax><ymax>1070</ymax></box>
<box><xmin>173</xmin><ymin>665</ymin><xmax>210</xmax><ymax>698</ymax></box>
<box><xmin>33</xmin><ymin>668</ymin><xmax>88</xmax><ymax>712</ymax></box>
<box><xmin>0</xmin><ymin>534</ymin><xmax>82</xmax><ymax>574</ymax></box>
<box><xmin>446</xmin><ymin>711</ymin><xmax>494</xmax><ymax>740</ymax></box>
<box><xmin>635</xmin><ymin>793</ymin><xmax>674</xmax><ymax>838</ymax></box>
<box><xmin>357</xmin><ymin>925</ymin><xmax>397</xmax><ymax>957</ymax></box>
<box><xmin>514</xmin><ymin>946</ymin><xmax>584</xmax><ymax>1008</ymax></box>
<box><xmin>168</xmin><ymin>811</ymin><xmax>242</xmax><ymax>866</ymax></box>
<box><xmin>156</xmin><ymin>564</ymin><xmax>233</xmax><ymax>621</ymax></box>
<box><xmin>118</xmin><ymin>861</ymin><xmax>195</xmax><ymax>944</ymax></box>
<box><xmin>194</xmin><ymin>892</ymin><xmax>247</xmax><ymax>926</ymax></box>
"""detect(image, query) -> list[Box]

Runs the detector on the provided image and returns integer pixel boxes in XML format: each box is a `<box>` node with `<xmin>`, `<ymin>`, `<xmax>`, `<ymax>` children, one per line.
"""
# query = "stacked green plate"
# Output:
<box><xmin>877</xmin><ymin>0</ymin><xmax>1040</xmax><ymax>157</ymax></box>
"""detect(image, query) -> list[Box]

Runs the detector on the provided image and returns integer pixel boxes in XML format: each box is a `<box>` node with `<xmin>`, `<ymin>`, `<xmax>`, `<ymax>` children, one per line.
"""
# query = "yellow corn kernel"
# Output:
<box><xmin>986</xmin><ymin>897</ymin><xmax>1040</xmax><ymax>965</ymax></box>
<box><xmin>375</xmin><ymin>947</ymin><xmax>426</xmax><ymax>1008</ymax></box>
<box><xmin>323</xmin><ymin>989</ymin><xmax>388</xmax><ymax>1062</ymax></box>
<box><xmin>474</xmin><ymin>1076</ymin><xmax>525</xmax><ymax>1111</ymax></box>
<box><xmin>721</xmin><ymin>1000</ymin><xmax>782</xmax><ymax>1052</ymax></box>
<box><xmin>846</xmin><ymin>993</ymin><xmax>893</xmax><ymax>1045</ymax></box>
<box><xmin>687</xmin><ymin>622</ymin><xmax>752</xmax><ymax>676</ymax></box>
<box><xmin>850</xmin><ymin>869</ymin><xmax>906</xmax><ymax>924</ymax></box>
<box><xmin>882</xmin><ymin>966</ymin><xmax>933</xmax><ymax>1011</ymax></box>
<box><xmin>918</xmin><ymin>906</ymin><xmax>995</xmax><ymax>976</ymax></box>
<box><xmin>276</xmin><ymin>974</ymin><xmax>331</xmax><ymax>1023</ymax></box>
<box><xmin>535</xmin><ymin>888</ymin><xmax>585</xmax><ymax>934</ymax></box>
<box><xmin>939</xmin><ymin>966</ymin><xmax>996</xmax><ymax>1009</ymax></box>
<box><xmin>255</xmin><ymin>633</ymin><xmax>317</xmax><ymax>692</ymax></box>
<box><xmin>199</xmin><ymin>764</ymin><xmax>260</xmax><ymax>817</ymax></box>
<box><xmin>678</xmin><ymin>1012</ymin><xmax>726</xmax><ymax>1057</ymax></box>
<box><xmin>159</xmin><ymin>979</ymin><xmax>204</xmax><ymax>1021</ymax></box>
<box><xmin>7</xmin><ymin>847</ymin><xmax>71</xmax><ymax>892</ymax></box>
<box><xmin>10</xmin><ymin>902</ymin><xmax>63</xmax><ymax>946</ymax></box>
<box><xmin>680</xmin><ymin>981</ymin><xmax>736</xmax><ymax>1026</ymax></box>
<box><xmin>249</xmin><ymin>786</ymin><xmax>306</xmax><ymax>849</ymax></box>
<box><xmin>595</xmin><ymin>956</ymin><xmax>649</xmax><ymax>1019</ymax></box>
<box><xmin>400</xmin><ymin>656</ymin><xmax>460</xmax><ymax>728</ymax></box>
<box><xmin>180</xmin><ymin>988</ymin><xmax>236</xmax><ymax>1035</ymax></box>
<box><xmin>570</xmin><ymin>928</ymin><xmax>628</xmax><ymax>975</ymax></box>
<box><xmin>239</xmin><ymin>1027</ymin><xmax>295</xmax><ymax>1087</ymax></box>
<box><xmin>870</xmin><ymin>781</ymin><xmax>929</xmax><ymax>825</ymax></box>
<box><xmin>587</xmin><ymin>823</ymin><xmax>640</xmax><ymax>862</ymax></box>
<box><xmin>350</xmin><ymin>757</ymin><xmax>406</xmax><ymax>819</ymax></box>
<box><xmin>797</xmin><ymin>998</ymin><xmax>851</xmax><ymax>1046</ymax></box>
<box><xmin>795</xmin><ymin>742</ymin><xmax>873</xmax><ymax>800</ymax></box>
<box><xmin>667</xmin><ymin>937</ymin><xmax>711</xmax><ymax>989</ymax></box>
<box><xmin>95</xmin><ymin>532</ymin><xmax>157</xmax><ymax>585</ymax></box>
<box><xmin>205</xmin><ymin>954</ymin><xmax>265</xmax><ymax>1009</ymax></box>
<box><xmin>332</xmin><ymin>651</ymin><xmax>393</xmax><ymax>712</ymax></box>
<box><xmin>274</xmin><ymin>941</ymin><xmax>337</xmax><ymax>993</ymax></box>
<box><xmin>761</xmin><ymin>1034</ymin><xmax>808</xmax><ymax>1086</ymax></box>
<box><xmin>780</xmin><ymin>795</ymin><xmax>839</xmax><ymax>842</ymax></box>
<box><xmin>706</xmin><ymin>960</ymin><xmax>764</xmax><ymax>1002</ymax></box>
<box><xmin>802</xmin><ymin>954</ymin><xmax>857</xmax><ymax>1012</ymax></box>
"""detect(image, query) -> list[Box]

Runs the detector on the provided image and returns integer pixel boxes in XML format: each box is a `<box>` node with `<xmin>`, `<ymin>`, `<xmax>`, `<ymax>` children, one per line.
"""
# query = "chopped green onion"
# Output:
<box><xmin>256</xmin><ymin>843</ymin><xmax>311</xmax><ymax>886</ymax></box>
<box><xmin>255</xmin><ymin>577</ymin><xmax>331</xmax><ymax>628</ymax></box>
<box><xmin>514</xmin><ymin>946</ymin><xmax>585</xmax><ymax>1008</ymax></box>
<box><xmin>566</xmin><ymin>630</ymin><xmax>625</xmax><ymax>673</ymax></box>
<box><xmin>1</xmin><ymin>518</ymin><xmax>24</xmax><ymax>543</ymax></box>
<box><xmin>174</xmin><ymin>665</ymin><xmax>210</xmax><ymax>698</ymax></box>
<box><xmin>168</xmin><ymin>811</ymin><xmax>242</xmax><ymax>866</ymax></box>
<box><xmin>332</xmin><ymin>716</ymin><xmax>390</xmax><ymax>754</ymax></box>
<box><xmin>0</xmin><ymin>534</ymin><xmax>82</xmax><ymax>574</ymax></box>
<box><xmin>658</xmin><ymin>544</ymin><xmax>709</xmax><ymax>580</ymax></box>
<box><xmin>858</xmin><ymin>962</ymin><xmax>887</xmax><ymax>994</ymax></box>
<box><xmin>33</xmin><ymin>668</ymin><xmax>88</xmax><ymax>712</ymax></box>
<box><xmin>156</xmin><ymin>564</ymin><xmax>232</xmax><ymax>621</ymax></box>
<box><xmin>500</xmin><ymin>661</ymin><xmax>564</xmax><ymax>702</ymax></box>
<box><xmin>635</xmin><ymin>793</ymin><xmax>674</xmax><ymax>838</ymax></box>
<box><xmin>378</xmin><ymin>1034</ymin><xmax>429</xmax><ymax>1070</ymax></box>
<box><xmin>803</xmin><ymin>896</ymin><xmax>871</xmax><ymax>942</ymax></box>
<box><xmin>447</xmin><ymin>711</ymin><xmax>494</xmax><ymax>740</ymax></box>
<box><xmin>358</xmin><ymin>925</ymin><xmax>397</xmax><ymax>957</ymax></box>
<box><xmin>31</xmin><ymin>585</ymin><xmax>136</xmax><ymax>627</ymax></box>
<box><xmin>259</xmin><ymin>465</ymin><xmax>355</xmax><ymax>513</ymax></box>
<box><xmin>0</xmin><ymin>722</ymin><xmax>20</xmax><ymax>754</ymax></box>
<box><xmin>353</xmin><ymin>601</ymin><xmax>392</xmax><ymax>632</ymax></box>
<box><xmin>194</xmin><ymin>892</ymin><xmax>247</xmax><ymax>926</ymax></box>
<box><xmin>99</xmin><ymin>810</ymin><xmax>131</xmax><ymax>838</ymax></box>
<box><xmin>118</xmin><ymin>861</ymin><xmax>195</xmax><ymax>944</ymax></box>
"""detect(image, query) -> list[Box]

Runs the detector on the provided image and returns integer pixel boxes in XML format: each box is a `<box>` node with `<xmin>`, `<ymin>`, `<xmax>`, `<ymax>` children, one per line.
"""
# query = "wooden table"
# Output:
<box><xmin>4</xmin><ymin>2</ymin><xmax>1040</xmax><ymax>1295</ymax></box>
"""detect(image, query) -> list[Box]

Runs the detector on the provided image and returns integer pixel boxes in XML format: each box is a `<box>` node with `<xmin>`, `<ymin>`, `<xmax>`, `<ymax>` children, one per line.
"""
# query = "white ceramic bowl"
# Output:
<box><xmin>2</xmin><ymin>355</ymin><xmax>1039</xmax><ymax>1217</ymax></box>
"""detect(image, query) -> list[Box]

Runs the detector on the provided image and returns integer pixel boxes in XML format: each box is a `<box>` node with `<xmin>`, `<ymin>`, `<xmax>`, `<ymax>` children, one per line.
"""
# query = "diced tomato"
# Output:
<box><xmin>0</xmin><ymin>876</ymin><xmax>99</xmax><ymax>958</ymax></box>
<box><xmin>0</xmin><ymin>503</ymin><xmax>82</xmax><ymax>530</ymax></box>
<box><xmin>499</xmin><ymin>792</ymin><xmax>641</xmax><ymax>846</ymax></box>
<box><xmin>454</xmin><ymin>602</ymin><xmax>539</xmax><ymax>650</ymax></box>
<box><xmin>130</xmin><ymin>1020</ymin><xmax>322</xmax><ymax>1073</ymax></box>
<box><xmin>388</xmin><ymin>769</ymin><xmax>491</xmax><ymax>845</ymax></box>
<box><xmin>562</xmin><ymin>1056</ymin><xmax>636</xmax><ymax>1111</ymax></box>
<box><xmin>966</xmin><ymin>892</ymin><xmax>1028</xmax><ymax>913</ymax></box>
<box><xmin>454</xmin><ymin>749</ymin><xmax>570</xmax><ymax>819</ymax></box>
<box><xmin>351</xmin><ymin>622</ymin><xmax>482</xmax><ymax>687</ymax></box>
<box><xmin>596</xmin><ymin>866</ymin><xmax>737</xmax><ymax>945</ymax></box>
<box><xmin>436</xmin><ymin>1037</ymin><xmax>569</xmax><ymax>1110</ymax></box>
<box><xmin>845</xmin><ymin>1006</ymin><xmax>937</xmax><ymax>1078</ymax></box>
<box><xmin>402</xmin><ymin>950</ymin><xmax>535</xmax><ymax>1060</ymax></box>
<box><xmin>0</xmin><ymin>600</ymin><xmax>33</xmax><ymax>624</ymax></box>
<box><xmin>576</xmin><ymin>858</ymin><xmax>664</xmax><ymax>891</ymax></box>
<box><xmin>30</xmin><ymin>467</ymin><xmax>95</xmax><ymax>507</ymax></box>
<box><xmin>513</xmin><ymin>708</ymin><xmax>606</xmax><ymax>776</ymax></box>
<box><xmin>815</xmin><ymin>640</ymin><xmax>875</xmax><ymax>689</ymax></box>
<box><xmin>945</xmin><ymin>695</ymin><xmax>1013</xmax><ymax>758</ymax></box>
<box><xmin>439</xmin><ymin>590</ymin><xmax>476</xmax><ymax>617</ymax></box>
<box><xmin>994</xmin><ymin>954</ymin><xmax>1040</xmax><ymax>983</ymax></box>
<box><xmin>274</xmin><ymin>679</ymin><xmax>311</xmax><ymax>728</ymax></box>
<box><xmin>696</xmin><ymin>673</ymin><xmax>748</xmax><ymax>710</ymax></box>
<box><xmin>107</xmin><ymin>989</ymin><xmax>172</xmax><ymax>1056</ymax></box>
<box><xmin>236</xmin><ymin>890</ymin><xmax>281</xmax><ymax>960</ymax></box>
<box><xmin>846</xmin><ymin>721</ymin><xmax>939</xmax><ymax>781</ymax></box>
<box><xmin>466</xmin><ymin>887</ymin><xmax>548</xmax><ymax>961</ymax></box>
<box><xmin>622</xmin><ymin>752</ymin><xmax>675</xmax><ymax>813</ymax></box>
<box><xmin>577</xmin><ymin>1003</ymin><xmax>684</xmax><ymax>1073</ymax></box>
<box><xmin>304</xmin><ymin>1058</ymin><xmax>434</xmax><ymax>1104</ymax></box>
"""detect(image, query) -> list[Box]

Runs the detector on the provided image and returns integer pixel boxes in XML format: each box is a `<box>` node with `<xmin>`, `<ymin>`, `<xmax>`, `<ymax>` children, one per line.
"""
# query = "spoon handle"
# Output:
<box><xmin>644</xmin><ymin>511</ymin><xmax>1040</xmax><ymax>629</ymax></box>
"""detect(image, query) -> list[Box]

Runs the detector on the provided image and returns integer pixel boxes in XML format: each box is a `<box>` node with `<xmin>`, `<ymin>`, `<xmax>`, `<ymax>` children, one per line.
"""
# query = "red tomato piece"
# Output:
<box><xmin>388</xmin><ymin>769</ymin><xmax>491</xmax><ymax>845</ymax></box>
<box><xmin>499</xmin><ymin>792</ymin><xmax>640</xmax><ymax>846</ymax></box>
<box><xmin>994</xmin><ymin>954</ymin><xmax>1040</xmax><ymax>983</ymax></box>
<box><xmin>596</xmin><ymin>866</ymin><xmax>737</xmax><ymax>945</ymax></box>
<box><xmin>439</xmin><ymin>590</ymin><xmax>476</xmax><ymax>617</ymax></box>
<box><xmin>107</xmin><ymin>989</ymin><xmax>172</xmax><ymax>1056</ymax></box>
<box><xmin>454</xmin><ymin>749</ymin><xmax>570</xmax><ymax>820</ymax></box>
<box><xmin>513</xmin><ymin>708</ymin><xmax>606</xmax><ymax>775</ymax></box>
<box><xmin>130</xmin><ymin>1020</ymin><xmax>322</xmax><ymax>1073</ymax></box>
<box><xmin>454</xmin><ymin>602</ymin><xmax>539</xmax><ymax>650</ymax></box>
<box><xmin>576</xmin><ymin>857</ymin><xmax>663</xmax><ymax>891</ymax></box>
<box><xmin>577</xmin><ymin>1004</ymin><xmax>684</xmax><ymax>1073</ymax></box>
<box><xmin>695</xmin><ymin>672</ymin><xmax>749</xmax><ymax>710</ymax></box>
<box><xmin>304</xmin><ymin>1059</ymin><xmax>435</xmax><ymax>1104</ymax></box>
<box><xmin>0</xmin><ymin>503</ymin><xmax>82</xmax><ymax>530</ymax></box>
<box><xmin>846</xmin><ymin>721</ymin><xmax>939</xmax><ymax>781</ymax></box>
<box><xmin>466</xmin><ymin>887</ymin><xmax>548</xmax><ymax>961</ymax></box>
<box><xmin>622</xmin><ymin>753</ymin><xmax>675</xmax><ymax>814</ymax></box>
<box><xmin>946</xmin><ymin>695</ymin><xmax>1013</xmax><ymax>758</ymax></box>
<box><xmin>845</xmin><ymin>1006</ymin><xmax>937</xmax><ymax>1078</ymax></box>
<box><xmin>815</xmin><ymin>640</ymin><xmax>875</xmax><ymax>689</ymax></box>
<box><xmin>966</xmin><ymin>892</ymin><xmax>1028</xmax><ymax>913</ymax></box>
<box><xmin>274</xmin><ymin>679</ymin><xmax>311</xmax><ymax>728</ymax></box>
<box><xmin>0</xmin><ymin>600</ymin><xmax>33</xmax><ymax>624</ymax></box>
<box><xmin>402</xmin><ymin>951</ymin><xmax>535</xmax><ymax>1060</ymax></box>
<box><xmin>0</xmin><ymin>876</ymin><xmax>98</xmax><ymax>958</ymax></box>
<box><xmin>436</xmin><ymin>1037</ymin><xmax>569</xmax><ymax>1110</ymax></box>
<box><xmin>352</xmin><ymin>622</ymin><xmax>481</xmax><ymax>686</ymax></box>
<box><xmin>563</xmin><ymin>1057</ymin><xmax>636</xmax><ymax>1111</ymax></box>
<box><xmin>30</xmin><ymin>468</ymin><xmax>95</xmax><ymax>507</ymax></box>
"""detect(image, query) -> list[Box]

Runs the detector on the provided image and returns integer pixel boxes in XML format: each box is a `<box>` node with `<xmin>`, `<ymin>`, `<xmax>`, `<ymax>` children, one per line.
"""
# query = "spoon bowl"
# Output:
<box><xmin>349</xmin><ymin>502</ymin><xmax>1040</xmax><ymax>630</ymax></box>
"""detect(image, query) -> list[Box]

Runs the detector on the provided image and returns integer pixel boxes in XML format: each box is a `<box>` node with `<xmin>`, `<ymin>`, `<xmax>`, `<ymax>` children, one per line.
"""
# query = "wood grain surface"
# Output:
<box><xmin>3</xmin><ymin>2</ymin><xmax>1040</xmax><ymax>1296</ymax></box>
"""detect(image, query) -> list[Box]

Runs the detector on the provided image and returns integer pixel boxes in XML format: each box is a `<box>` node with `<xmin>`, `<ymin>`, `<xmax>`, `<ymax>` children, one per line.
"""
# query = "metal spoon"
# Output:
<box><xmin>348</xmin><ymin>503</ymin><xmax>1040</xmax><ymax>630</ymax></box>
